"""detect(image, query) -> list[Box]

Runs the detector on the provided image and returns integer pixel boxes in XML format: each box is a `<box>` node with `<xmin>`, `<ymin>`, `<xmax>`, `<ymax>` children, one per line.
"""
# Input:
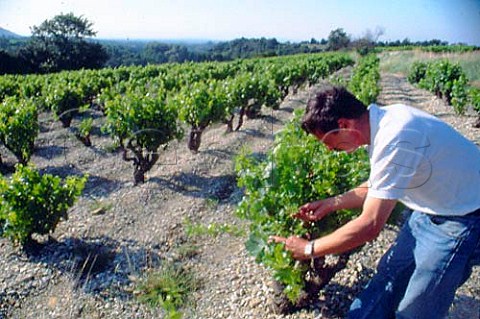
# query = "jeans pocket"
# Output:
<box><xmin>426</xmin><ymin>214</ymin><xmax>470</xmax><ymax>239</ymax></box>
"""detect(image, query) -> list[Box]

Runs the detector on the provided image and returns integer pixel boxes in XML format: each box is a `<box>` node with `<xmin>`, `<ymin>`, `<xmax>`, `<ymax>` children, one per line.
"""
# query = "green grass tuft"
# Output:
<box><xmin>135</xmin><ymin>261</ymin><xmax>199</xmax><ymax>318</ymax></box>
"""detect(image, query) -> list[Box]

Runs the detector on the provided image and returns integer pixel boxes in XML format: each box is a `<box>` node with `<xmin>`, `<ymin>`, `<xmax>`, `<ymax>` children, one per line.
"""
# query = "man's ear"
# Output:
<box><xmin>337</xmin><ymin>118</ymin><xmax>348</xmax><ymax>129</ymax></box>
<box><xmin>338</xmin><ymin>118</ymin><xmax>355</xmax><ymax>129</ymax></box>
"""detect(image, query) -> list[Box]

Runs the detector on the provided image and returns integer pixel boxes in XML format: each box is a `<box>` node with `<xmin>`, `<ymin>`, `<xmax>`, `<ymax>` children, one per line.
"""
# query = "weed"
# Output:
<box><xmin>183</xmin><ymin>218</ymin><xmax>245</xmax><ymax>238</ymax></box>
<box><xmin>135</xmin><ymin>261</ymin><xmax>198</xmax><ymax>318</ymax></box>
<box><xmin>204</xmin><ymin>196</ymin><xmax>219</xmax><ymax>209</ymax></box>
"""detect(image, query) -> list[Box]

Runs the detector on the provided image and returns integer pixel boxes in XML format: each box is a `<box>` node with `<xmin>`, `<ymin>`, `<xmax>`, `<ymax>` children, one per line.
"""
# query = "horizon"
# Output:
<box><xmin>1</xmin><ymin>0</ymin><xmax>479</xmax><ymax>46</ymax></box>
<box><xmin>1</xmin><ymin>27</ymin><xmax>477</xmax><ymax>47</ymax></box>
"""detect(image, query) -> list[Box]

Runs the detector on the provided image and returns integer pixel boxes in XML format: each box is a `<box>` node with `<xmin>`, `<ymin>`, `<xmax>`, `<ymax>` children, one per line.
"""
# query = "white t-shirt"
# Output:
<box><xmin>367</xmin><ymin>103</ymin><xmax>480</xmax><ymax>216</ymax></box>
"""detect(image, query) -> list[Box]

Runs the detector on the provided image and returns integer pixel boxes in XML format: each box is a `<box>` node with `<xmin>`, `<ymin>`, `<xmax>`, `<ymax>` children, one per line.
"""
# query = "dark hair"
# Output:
<box><xmin>301</xmin><ymin>86</ymin><xmax>367</xmax><ymax>134</ymax></box>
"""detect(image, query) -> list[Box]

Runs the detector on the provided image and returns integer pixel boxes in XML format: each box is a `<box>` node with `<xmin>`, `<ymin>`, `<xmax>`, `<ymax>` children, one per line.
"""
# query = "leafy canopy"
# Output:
<box><xmin>31</xmin><ymin>12</ymin><xmax>96</xmax><ymax>39</ymax></box>
<box><xmin>20</xmin><ymin>12</ymin><xmax>108</xmax><ymax>73</ymax></box>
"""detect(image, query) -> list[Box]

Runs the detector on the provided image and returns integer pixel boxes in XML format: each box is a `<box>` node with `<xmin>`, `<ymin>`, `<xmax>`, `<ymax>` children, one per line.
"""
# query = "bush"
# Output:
<box><xmin>103</xmin><ymin>89</ymin><xmax>182</xmax><ymax>184</ymax></box>
<box><xmin>0</xmin><ymin>96</ymin><xmax>39</xmax><ymax>165</ymax></box>
<box><xmin>235</xmin><ymin>111</ymin><xmax>369</xmax><ymax>304</ymax></box>
<box><xmin>470</xmin><ymin>87</ymin><xmax>480</xmax><ymax>127</ymax></box>
<box><xmin>469</xmin><ymin>87</ymin><xmax>480</xmax><ymax>114</ymax></box>
<box><xmin>418</xmin><ymin>60</ymin><xmax>467</xmax><ymax>104</ymax></box>
<box><xmin>174</xmin><ymin>80</ymin><xmax>227</xmax><ymax>151</ymax></box>
<box><xmin>42</xmin><ymin>82</ymin><xmax>85</xmax><ymax>127</ymax></box>
<box><xmin>407</xmin><ymin>61</ymin><xmax>428</xmax><ymax>84</ymax></box>
<box><xmin>75</xmin><ymin>117</ymin><xmax>94</xmax><ymax>147</ymax></box>
<box><xmin>450</xmin><ymin>74</ymin><xmax>469</xmax><ymax>115</ymax></box>
<box><xmin>408</xmin><ymin>59</ymin><xmax>470</xmax><ymax>115</ymax></box>
<box><xmin>0</xmin><ymin>165</ymin><xmax>87</xmax><ymax>246</ymax></box>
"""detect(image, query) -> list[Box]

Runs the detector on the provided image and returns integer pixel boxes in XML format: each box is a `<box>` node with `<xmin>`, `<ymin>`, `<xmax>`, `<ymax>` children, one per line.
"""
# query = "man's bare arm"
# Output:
<box><xmin>310</xmin><ymin>197</ymin><xmax>397</xmax><ymax>256</ymax></box>
<box><xmin>331</xmin><ymin>181</ymin><xmax>370</xmax><ymax>211</ymax></box>
<box><xmin>272</xmin><ymin>196</ymin><xmax>397</xmax><ymax>259</ymax></box>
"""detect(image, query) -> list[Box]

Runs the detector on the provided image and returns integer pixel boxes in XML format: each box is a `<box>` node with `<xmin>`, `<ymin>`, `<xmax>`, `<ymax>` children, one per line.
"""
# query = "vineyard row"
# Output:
<box><xmin>0</xmin><ymin>52</ymin><xmax>362</xmax><ymax>247</ymax></box>
<box><xmin>0</xmin><ymin>52</ymin><xmax>355</xmax><ymax>184</ymax></box>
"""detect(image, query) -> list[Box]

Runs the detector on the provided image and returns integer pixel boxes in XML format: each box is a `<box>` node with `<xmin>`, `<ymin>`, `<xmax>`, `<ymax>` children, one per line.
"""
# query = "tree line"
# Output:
<box><xmin>1</xmin><ymin>13</ymin><xmax>478</xmax><ymax>75</ymax></box>
<box><xmin>0</xmin><ymin>12</ymin><xmax>327</xmax><ymax>75</ymax></box>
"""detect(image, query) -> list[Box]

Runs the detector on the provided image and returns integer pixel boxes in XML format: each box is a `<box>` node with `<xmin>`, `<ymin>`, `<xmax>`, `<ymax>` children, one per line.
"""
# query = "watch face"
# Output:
<box><xmin>304</xmin><ymin>241</ymin><xmax>314</xmax><ymax>256</ymax></box>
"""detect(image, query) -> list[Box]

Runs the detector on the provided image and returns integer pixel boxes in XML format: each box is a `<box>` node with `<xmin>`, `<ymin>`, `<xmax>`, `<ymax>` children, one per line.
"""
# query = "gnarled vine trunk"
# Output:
<box><xmin>224</xmin><ymin>114</ymin><xmax>235</xmax><ymax>133</ymax></box>
<box><xmin>75</xmin><ymin>133</ymin><xmax>92</xmax><ymax>147</ymax></box>
<box><xmin>123</xmin><ymin>144</ymin><xmax>160</xmax><ymax>185</ymax></box>
<box><xmin>245</xmin><ymin>102</ymin><xmax>262</xmax><ymax>119</ymax></box>
<box><xmin>271</xmin><ymin>251</ymin><xmax>353</xmax><ymax>314</ymax></box>
<box><xmin>188</xmin><ymin>126</ymin><xmax>206</xmax><ymax>153</ymax></box>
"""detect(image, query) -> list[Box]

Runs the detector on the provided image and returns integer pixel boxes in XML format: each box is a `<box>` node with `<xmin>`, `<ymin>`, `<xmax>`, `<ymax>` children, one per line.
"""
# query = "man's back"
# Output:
<box><xmin>367</xmin><ymin>103</ymin><xmax>480</xmax><ymax>216</ymax></box>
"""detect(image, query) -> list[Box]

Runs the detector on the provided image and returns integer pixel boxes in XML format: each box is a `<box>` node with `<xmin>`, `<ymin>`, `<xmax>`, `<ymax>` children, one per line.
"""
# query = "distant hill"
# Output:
<box><xmin>0</xmin><ymin>27</ymin><xmax>23</xmax><ymax>38</ymax></box>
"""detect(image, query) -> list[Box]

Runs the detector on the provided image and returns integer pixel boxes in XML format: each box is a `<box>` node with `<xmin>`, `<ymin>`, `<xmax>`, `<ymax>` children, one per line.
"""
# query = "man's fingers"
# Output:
<box><xmin>293</xmin><ymin>210</ymin><xmax>316</xmax><ymax>221</ymax></box>
<box><xmin>292</xmin><ymin>211</ymin><xmax>303</xmax><ymax>219</ymax></box>
<box><xmin>268</xmin><ymin>235</ymin><xmax>286</xmax><ymax>244</ymax></box>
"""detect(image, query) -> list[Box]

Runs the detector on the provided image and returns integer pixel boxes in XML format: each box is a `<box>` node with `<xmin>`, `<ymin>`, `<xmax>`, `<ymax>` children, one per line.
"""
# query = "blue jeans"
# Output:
<box><xmin>348</xmin><ymin>209</ymin><xmax>480</xmax><ymax>319</ymax></box>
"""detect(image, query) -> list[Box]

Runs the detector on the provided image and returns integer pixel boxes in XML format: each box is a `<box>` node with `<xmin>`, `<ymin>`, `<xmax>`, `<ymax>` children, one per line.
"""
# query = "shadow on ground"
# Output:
<box><xmin>25</xmin><ymin>236</ymin><xmax>164</xmax><ymax>298</ymax></box>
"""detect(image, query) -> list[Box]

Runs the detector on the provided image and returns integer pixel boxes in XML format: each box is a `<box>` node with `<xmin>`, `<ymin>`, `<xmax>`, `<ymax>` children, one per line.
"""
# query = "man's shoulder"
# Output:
<box><xmin>372</xmin><ymin>104</ymin><xmax>430</xmax><ymax>146</ymax></box>
<box><xmin>378</xmin><ymin>104</ymin><xmax>436</xmax><ymax>128</ymax></box>
<box><xmin>381</xmin><ymin>103</ymin><xmax>436</xmax><ymax>119</ymax></box>
<box><xmin>379</xmin><ymin>103</ymin><xmax>416</xmax><ymax>115</ymax></box>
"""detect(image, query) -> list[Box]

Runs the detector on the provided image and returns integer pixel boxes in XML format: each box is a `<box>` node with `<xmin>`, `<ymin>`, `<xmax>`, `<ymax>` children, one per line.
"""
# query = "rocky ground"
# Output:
<box><xmin>0</xmin><ymin>71</ymin><xmax>479</xmax><ymax>319</ymax></box>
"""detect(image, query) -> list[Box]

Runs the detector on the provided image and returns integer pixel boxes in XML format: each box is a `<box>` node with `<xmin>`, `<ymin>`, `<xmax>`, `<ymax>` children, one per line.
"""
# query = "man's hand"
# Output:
<box><xmin>294</xmin><ymin>198</ymin><xmax>334</xmax><ymax>222</ymax></box>
<box><xmin>269</xmin><ymin>235</ymin><xmax>311</xmax><ymax>260</ymax></box>
<box><xmin>295</xmin><ymin>182</ymin><xmax>369</xmax><ymax>222</ymax></box>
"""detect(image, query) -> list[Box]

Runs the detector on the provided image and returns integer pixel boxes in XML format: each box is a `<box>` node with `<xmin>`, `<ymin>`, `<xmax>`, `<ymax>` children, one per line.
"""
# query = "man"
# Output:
<box><xmin>270</xmin><ymin>86</ymin><xmax>480</xmax><ymax>318</ymax></box>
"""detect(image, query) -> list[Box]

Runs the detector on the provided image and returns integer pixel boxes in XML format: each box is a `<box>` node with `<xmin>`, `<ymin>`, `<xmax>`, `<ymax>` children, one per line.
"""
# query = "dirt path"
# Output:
<box><xmin>1</xmin><ymin>73</ymin><xmax>478</xmax><ymax>319</ymax></box>
<box><xmin>378</xmin><ymin>72</ymin><xmax>480</xmax><ymax>145</ymax></box>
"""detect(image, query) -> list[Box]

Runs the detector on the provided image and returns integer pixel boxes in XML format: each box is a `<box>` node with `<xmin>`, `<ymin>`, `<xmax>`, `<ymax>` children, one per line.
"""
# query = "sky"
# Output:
<box><xmin>0</xmin><ymin>0</ymin><xmax>479</xmax><ymax>45</ymax></box>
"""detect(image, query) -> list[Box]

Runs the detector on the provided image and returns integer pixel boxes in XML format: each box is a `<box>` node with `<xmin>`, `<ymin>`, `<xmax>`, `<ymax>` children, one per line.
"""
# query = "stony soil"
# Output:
<box><xmin>0</xmin><ymin>71</ymin><xmax>479</xmax><ymax>319</ymax></box>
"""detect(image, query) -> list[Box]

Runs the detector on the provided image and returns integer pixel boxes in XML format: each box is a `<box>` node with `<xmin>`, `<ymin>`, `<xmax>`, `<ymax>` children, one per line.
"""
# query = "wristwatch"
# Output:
<box><xmin>304</xmin><ymin>240</ymin><xmax>315</xmax><ymax>258</ymax></box>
